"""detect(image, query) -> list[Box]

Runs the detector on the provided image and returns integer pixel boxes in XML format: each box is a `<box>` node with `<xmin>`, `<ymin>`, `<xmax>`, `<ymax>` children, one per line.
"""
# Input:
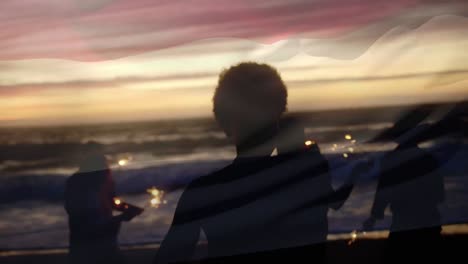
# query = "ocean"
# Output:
<box><xmin>1</xmin><ymin>106</ymin><xmax>467</xmax><ymax>250</ymax></box>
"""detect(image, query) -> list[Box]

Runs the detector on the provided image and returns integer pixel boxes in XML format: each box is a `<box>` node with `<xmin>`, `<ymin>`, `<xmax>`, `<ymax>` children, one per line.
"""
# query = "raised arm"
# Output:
<box><xmin>363</xmin><ymin>161</ymin><xmax>390</xmax><ymax>230</ymax></box>
<box><xmin>328</xmin><ymin>183</ymin><xmax>354</xmax><ymax>210</ymax></box>
<box><xmin>324</xmin><ymin>159</ymin><xmax>355</xmax><ymax>211</ymax></box>
<box><xmin>329</xmin><ymin>158</ymin><xmax>375</xmax><ymax>210</ymax></box>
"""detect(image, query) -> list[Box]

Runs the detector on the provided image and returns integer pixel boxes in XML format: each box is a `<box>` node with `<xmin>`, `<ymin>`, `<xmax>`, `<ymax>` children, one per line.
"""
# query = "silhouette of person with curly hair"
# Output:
<box><xmin>154</xmin><ymin>62</ymin><xmax>357</xmax><ymax>264</ymax></box>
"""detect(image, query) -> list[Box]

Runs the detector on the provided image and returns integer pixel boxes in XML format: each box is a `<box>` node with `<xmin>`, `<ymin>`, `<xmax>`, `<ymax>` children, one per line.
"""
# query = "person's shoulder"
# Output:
<box><xmin>186</xmin><ymin>163</ymin><xmax>236</xmax><ymax>190</ymax></box>
<box><xmin>273</xmin><ymin>146</ymin><xmax>329</xmax><ymax>177</ymax></box>
<box><xmin>279</xmin><ymin>145</ymin><xmax>328</xmax><ymax>165</ymax></box>
<box><xmin>65</xmin><ymin>172</ymin><xmax>79</xmax><ymax>186</ymax></box>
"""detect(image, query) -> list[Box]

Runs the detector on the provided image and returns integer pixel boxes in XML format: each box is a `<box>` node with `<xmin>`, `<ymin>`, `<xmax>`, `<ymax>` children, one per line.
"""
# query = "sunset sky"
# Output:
<box><xmin>1</xmin><ymin>0</ymin><xmax>468</xmax><ymax>126</ymax></box>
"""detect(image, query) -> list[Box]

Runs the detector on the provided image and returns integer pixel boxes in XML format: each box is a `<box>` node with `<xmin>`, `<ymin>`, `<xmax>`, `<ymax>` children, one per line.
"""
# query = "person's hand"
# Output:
<box><xmin>120</xmin><ymin>207</ymin><xmax>142</xmax><ymax>222</ymax></box>
<box><xmin>120</xmin><ymin>210</ymin><xmax>135</xmax><ymax>222</ymax></box>
<box><xmin>362</xmin><ymin>216</ymin><xmax>376</xmax><ymax>231</ymax></box>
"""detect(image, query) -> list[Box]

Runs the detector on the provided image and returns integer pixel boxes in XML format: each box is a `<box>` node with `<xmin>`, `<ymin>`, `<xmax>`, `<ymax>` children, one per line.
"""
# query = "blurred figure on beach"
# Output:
<box><xmin>65</xmin><ymin>142</ymin><xmax>142</xmax><ymax>264</ymax></box>
<box><xmin>362</xmin><ymin>108</ymin><xmax>445</xmax><ymax>262</ymax></box>
<box><xmin>154</xmin><ymin>62</ymin><xmax>362</xmax><ymax>264</ymax></box>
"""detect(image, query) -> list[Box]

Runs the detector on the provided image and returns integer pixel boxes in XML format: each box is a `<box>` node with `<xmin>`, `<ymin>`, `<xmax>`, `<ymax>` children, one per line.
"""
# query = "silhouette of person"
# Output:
<box><xmin>154</xmin><ymin>62</ymin><xmax>358</xmax><ymax>264</ymax></box>
<box><xmin>363</xmin><ymin>120</ymin><xmax>445</xmax><ymax>262</ymax></box>
<box><xmin>65</xmin><ymin>143</ymin><xmax>140</xmax><ymax>264</ymax></box>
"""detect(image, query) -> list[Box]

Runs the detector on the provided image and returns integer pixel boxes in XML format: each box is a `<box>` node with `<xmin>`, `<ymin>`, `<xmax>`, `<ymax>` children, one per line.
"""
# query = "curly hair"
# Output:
<box><xmin>213</xmin><ymin>62</ymin><xmax>288</xmax><ymax>138</ymax></box>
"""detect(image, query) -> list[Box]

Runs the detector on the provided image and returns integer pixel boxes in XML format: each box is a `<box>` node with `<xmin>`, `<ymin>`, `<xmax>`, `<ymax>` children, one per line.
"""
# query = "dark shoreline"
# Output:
<box><xmin>1</xmin><ymin>234</ymin><xmax>467</xmax><ymax>264</ymax></box>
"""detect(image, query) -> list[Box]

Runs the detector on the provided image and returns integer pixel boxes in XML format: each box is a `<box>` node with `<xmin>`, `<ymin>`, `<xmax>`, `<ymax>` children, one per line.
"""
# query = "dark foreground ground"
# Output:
<box><xmin>1</xmin><ymin>235</ymin><xmax>467</xmax><ymax>264</ymax></box>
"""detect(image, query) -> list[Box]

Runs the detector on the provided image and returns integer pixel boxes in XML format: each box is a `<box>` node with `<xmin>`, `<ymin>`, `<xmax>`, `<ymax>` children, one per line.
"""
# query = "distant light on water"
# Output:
<box><xmin>150</xmin><ymin>197</ymin><xmax>161</xmax><ymax>206</ymax></box>
<box><xmin>147</xmin><ymin>187</ymin><xmax>165</xmax><ymax>208</ymax></box>
<box><xmin>147</xmin><ymin>187</ymin><xmax>160</xmax><ymax>196</ymax></box>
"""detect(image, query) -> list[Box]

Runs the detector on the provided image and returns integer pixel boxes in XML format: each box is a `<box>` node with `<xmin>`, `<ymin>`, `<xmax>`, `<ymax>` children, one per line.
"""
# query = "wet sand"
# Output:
<box><xmin>1</xmin><ymin>234</ymin><xmax>466</xmax><ymax>264</ymax></box>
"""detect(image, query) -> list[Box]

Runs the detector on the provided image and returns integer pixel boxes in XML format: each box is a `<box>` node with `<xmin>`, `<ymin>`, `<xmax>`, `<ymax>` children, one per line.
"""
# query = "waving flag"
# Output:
<box><xmin>0</xmin><ymin>0</ymin><xmax>467</xmax><ymax>61</ymax></box>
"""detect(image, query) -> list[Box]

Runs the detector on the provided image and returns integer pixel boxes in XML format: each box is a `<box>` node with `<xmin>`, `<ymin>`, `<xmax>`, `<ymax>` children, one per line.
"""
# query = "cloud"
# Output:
<box><xmin>290</xmin><ymin>69</ymin><xmax>468</xmax><ymax>86</ymax></box>
<box><xmin>2</xmin><ymin>68</ymin><xmax>467</xmax><ymax>97</ymax></box>
<box><xmin>0</xmin><ymin>0</ymin><xmax>425</xmax><ymax>61</ymax></box>
<box><xmin>0</xmin><ymin>72</ymin><xmax>215</xmax><ymax>95</ymax></box>
<box><xmin>301</xmin><ymin>11</ymin><xmax>468</xmax><ymax>59</ymax></box>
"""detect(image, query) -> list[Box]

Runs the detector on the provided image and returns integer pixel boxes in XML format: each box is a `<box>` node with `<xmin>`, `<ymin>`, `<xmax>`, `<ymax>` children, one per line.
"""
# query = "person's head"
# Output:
<box><xmin>78</xmin><ymin>141</ymin><xmax>109</xmax><ymax>174</ymax></box>
<box><xmin>213</xmin><ymin>62</ymin><xmax>288</xmax><ymax>147</ymax></box>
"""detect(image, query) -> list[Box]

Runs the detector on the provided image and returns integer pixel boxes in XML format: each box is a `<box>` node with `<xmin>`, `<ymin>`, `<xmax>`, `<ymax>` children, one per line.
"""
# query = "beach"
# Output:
<box><xmin>1</xmin><ymin>108</ymin><xmax>467</xmax><ymax>252</ymax></box>
<box><xmin>1</xmin><ymin>233</ymin><xmax>467</xmax><ymax>264</ymax></box>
